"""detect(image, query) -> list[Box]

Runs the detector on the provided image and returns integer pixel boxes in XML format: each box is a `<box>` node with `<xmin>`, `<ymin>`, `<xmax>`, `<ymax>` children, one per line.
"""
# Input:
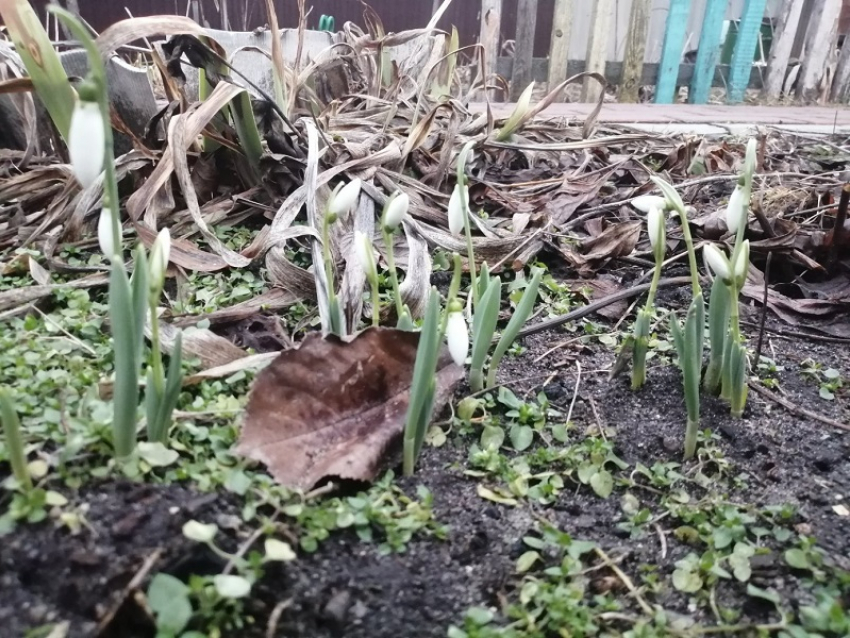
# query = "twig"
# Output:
<box><xmin>96</xmin><ymin>548</ymin><xmax>164</xmax><ymax>635</ymax></box>
<box><xmin>753</xmin><ymin>252</ymin><xmax>772</xmax><ymax>368</ymax></box>
<box><xmin>517</xmin><ymin>277</ymin><xmax>692</xmax><ymax>338</ymax></box>
<box><xmin>739</xmin><ymin>320</ymin><xmax>850</xmax><ymax>344</ymax></box>
<box><xmin>748</xmin><ymin>381</ymin><xmax>850</xmax><ymax>432</ymax></box>
<box><xmin>266</xmin><ymin>598</ymin><xmax>293</xmax><ymax>638</ymax></box>
<box><xmin>653</xmin><ymin>523</ymin><xmax>667</xmax><ymax>560</ymax></box>
<box><xmin>565</xmin><ymin>361</ymin><xmax>582</xmax><ymax>425</ymax></box>
<box><xmin>593</xmin><ymin>546</ymin><xmax>654</xmax><ymax>616</ymax></box>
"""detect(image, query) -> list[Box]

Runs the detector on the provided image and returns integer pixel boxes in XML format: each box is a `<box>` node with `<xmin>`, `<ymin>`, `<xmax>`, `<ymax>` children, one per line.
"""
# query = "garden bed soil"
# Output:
<box><xmin>1</xmin><ymin>309</ymin><xmax>847</xmax><ymax>638</ymax></box>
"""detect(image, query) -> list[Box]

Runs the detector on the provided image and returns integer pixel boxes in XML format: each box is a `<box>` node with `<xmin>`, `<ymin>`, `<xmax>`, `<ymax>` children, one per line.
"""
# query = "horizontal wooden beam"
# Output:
<box><xmin>496</xmin><ymin>58</ymin><xmax>766</xmax><ymax>90</ymax></box>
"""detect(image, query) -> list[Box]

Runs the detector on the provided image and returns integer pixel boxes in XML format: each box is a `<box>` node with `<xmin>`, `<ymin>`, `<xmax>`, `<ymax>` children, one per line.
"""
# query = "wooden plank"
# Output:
<box><xmin>830</xmin><ymin>25</ymin><xmax>850</xmax><ymax>103</ymax></box>
<box><xmin>511</xmin><ymin>0</ymin><xmax>539</xmax><ymax>101</ymax></box>
<box><xmin>688</xmin><ymin>0</ymin><xmax>727</xmax><ymax>104</ymax></box>
<box><xmin>655</xmin><ymin>0</ymin><xmax>691</xmax><ymax>104</ymax></box>
<box><xmin>547</xmin><ymin>0</ymin><xmax>573</xmax><ymax>98</ymax></box>
<box><xmin>478</xmin><ymin>0</ymin><xmax>502</xmax><ymax>100</ymax></box>
<box><xmin>728</xmin><ymin>0</ymin><xmax>769</xmax><ymax>103</ymax></box>
<box><xmin>581</xmin><ymin>0</ymin><xmax>614</xmax><ymax>103</ymax></box>
<box><xmin>763</xmin><ymin>0</ymin><xmax>806</xmax><ymax>99</ymax></box>
<box><xmin>797</xmin><ymin>0</ymin><xmax>842</xmax><ymax>102</ymax></box>
<box><xmin>619</xmin><ymin>0</ymin><xmax>651</xmax><ymax>103</ymax></box>
<box><xmin>496</xmin><ymin>57</ymin><xmax>768</xmax><ymax>90</ymax></box>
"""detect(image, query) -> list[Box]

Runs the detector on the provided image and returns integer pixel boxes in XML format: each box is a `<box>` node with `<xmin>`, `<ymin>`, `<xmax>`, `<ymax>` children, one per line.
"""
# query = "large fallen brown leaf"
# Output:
<box><xmin>236</xmin><ymin>327</ymin><xmax>464</xmax><ymax>490</ymax></box>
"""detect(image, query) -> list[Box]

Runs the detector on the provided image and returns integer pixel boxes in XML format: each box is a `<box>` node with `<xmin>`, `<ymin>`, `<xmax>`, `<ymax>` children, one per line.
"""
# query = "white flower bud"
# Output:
<box><xmin>448</xmin><ymin>185</ymin><xmax>469</xmax><ymax>236</ymax></box>
<box><xmin>328</xmin><ymin>178</ymin><xmax>362</xmax><ymax>218</ymax></box>
<box><xmin>149</xmin><ymin>228</ymin><xmax>171</xmax><ymax>286</ymax></box>
<box><xmin>445</xmin><ymin>309</ymin><xmax>468</xmax><ymax>366</ymax></box>
<box><xmin>69</xmin><ymin>99</ymin><xmax>105</xmax><ymax>189</ymax></box>
<box><xmin>733</xmin><ymin>239</ymin><xmax>750</xmax><ymax>284</ymax></box>
<box><xmin>704</xmin><ymin>244</ymin><xmax>731</xmax><ymax>281</ymax></box>
<box><xmin>355</xmin><ymin>230</ymin><xmax>377</xmax><ymax>286</ymax></box>
<box><xmin>647</xmin><ymin>206</ymin><xmax>666</xmax><ymax>263</ymax></box>
<box><xmin>97</xmin><ymin>206</ymin><xmax>117</xmax><ymax>262</ymax></box>
<box><xmin>631</xmin><ymin>195</ymin><xmax>668</xmax><ymax>214</ymax></box>
<box><xmin>725</xmin><ymin>186</ymin><xmax>747</xmax><ymax>234</ymax></box>
<box><xmin>383</xmin><ymin>191</ymin><xmax>409</xmax><ymax>230</ymax></box>
<box><xmin>744</xmin><ymin>138</ymin><xmax>757</xmax><ymax>177</ymax></box>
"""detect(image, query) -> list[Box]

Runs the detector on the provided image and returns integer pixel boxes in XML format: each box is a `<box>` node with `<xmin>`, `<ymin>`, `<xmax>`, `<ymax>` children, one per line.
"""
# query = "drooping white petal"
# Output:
<box><xmin>446</xmin><ymin>310</ymin><xmax>468</xmax><ymax>366</ymax></box>
<box><xmin>733</xmin><ymin>239</ymin><xmax>750</xmax><ymax>283</ymax></box>
<box><xmin>448</xmin><ymin>185</ymin><xmax>468</xmax><ymax>236</ymax></box>
<box><xmin>704</xmin><ymin>244</ymin><xmax>731</xmax><ymax>280</ymax></box>
<box><xmin>725</xmin><ymin>186</ymin><xmax>747</xmax><ymax>234</ymax></box>
<box><xmin>383</xmin><ymin>191</ymin><xmax>409</xmax><ymax>230</ymax></box>
<box><xmin>328</xmin><ymin>178</ymin><xmax>362</xmax><ymax>217</ymax></box>
<box><xmin>631</xmin><ymin>195</ymin><xmax>667</xmax><ymax>214</ymax></box>
<box><xmin>744</xmin><ymin>138</ymin><xmax>757</xmax><ymax>177</ymax></box>
<box><xmin>68</xmin><ymin>100</ymin><xmax>105</xmax><ymax>189</ymax></box>
<box><xmin>647</xmin><ymin>206</ymin><xmax>666</xmax><ymax>263</ymax></box>
<box><xmin>97</xmin><ymin>206</ymin><xmax>117</xmax><ymax>261</ymax></box>
<box><xmin>149</xmin><ymin>228</ymin><xmax>171</xmax><ymax>285</ymax></box>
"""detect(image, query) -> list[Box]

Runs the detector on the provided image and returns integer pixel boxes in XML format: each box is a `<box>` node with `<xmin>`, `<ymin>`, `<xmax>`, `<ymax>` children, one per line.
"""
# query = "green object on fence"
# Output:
<box><xmin>727</xmin><ymin>0</ymin><xmax>769</xmax><ymax>103</ymax></box>
<box><xmin>319</xmin><ymin>14</ymin><xmax>335</xmax><ymax>32</ymax></box>
<box><xmin>655</xmin><ymin>0</ymin><xmax>691</xmax><ymax>104</ymax></box>
<box><xmin>721</xmin><ymin>19</ymin><xmax>773</xmax><ymax>65</ymax></box>
<box><xmin>689</xmin><ymin>0</ymin><xmax>727</xmax><ymax>104</ymax></box>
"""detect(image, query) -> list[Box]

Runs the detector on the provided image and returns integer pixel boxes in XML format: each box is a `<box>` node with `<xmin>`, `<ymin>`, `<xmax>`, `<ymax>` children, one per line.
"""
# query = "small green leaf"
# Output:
<box><xmin>465</xmin><ymin>606</ymin><xmax>495</xmax><ymax>626</ymax></box>
<box><xmin>746</xmin><ymin>584</ymin><xmax>780</xmax><ymax>605</ymax></box>
<box><xmin>713</xmin><ymin>527</ymin><xmax>734</xmax><ymax>550</ymax></box>
<box><xmin>510</xmin><ymin>425</ymin><xmax>534</xmax><ymax>451</ymax></box>
<box><xmin>476</xmin><ymin>484</ymin><xmax>517</xmax><ymax>506</ymax></box>
<box><xmin>590</xmin><ymin>470</ymin><xmax>613</xmax><ymax>498</ymax></box>
<box><xmin>45</xmin><ymin>491</ymin><xmax>68</xmax><ymax>507</ymax></box>
<box><xmin>224</xmin><ymin>469</ymin><xmax>252</xmax><ymax>496</ymax></box>
<box><xmin>264</xmin><ymin>538</ymin><xmax>296</xmax><ymax>562</ymax></box>
<box><xmin>182</xmin><ymin>520</ymin><xmax>218</xmax><ymax>543</ymax></box>
<box><xmin>480</xmin><ymin>425</ymin><xmax>505</xmax><ymax>451</ymax></box>
<box><xmin>577</xmin><ymin>464</ymin><xmax>596</xmax><ymax>484</ymax></box>
<box><xmin>214</xmin><ymin>574</ymin><xmax>251</xmax><ymax>599</ymax></box>
<box><xmin>819</xmin><ymin>387</ymin><xmax>835</xmax><ymax>400</ymax></box>
<box><xmin>137</xmin><ymin>442</ymin><xmax>179</xmax><ymax>467</ymax></box>
<box><xmin>672</xmin><ymin>568</ymin><xmax>703</xmax><ymax>593</ymax></box>
<box><xmin>784</xmin><ymin>548</ymin><xmax>811</xmax><ymax>570</ymax></box>
<box><xmin>516</xmin><ymin>550</ymin><xmax>540</xmax><ymax>573</ymax></box>
<box><xmin>147</xmin><ymin>573</ymin><xmax>192</xmax><ymax>635</ymax></box>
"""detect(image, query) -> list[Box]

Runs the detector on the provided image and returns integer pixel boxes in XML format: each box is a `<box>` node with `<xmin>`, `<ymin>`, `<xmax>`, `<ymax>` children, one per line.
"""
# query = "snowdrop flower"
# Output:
<box><xmin>355</xmin><ymin>230</ymin><xmax>377</xmax><ymax>286</ymax></box>
<box><xmin>383</xmin><ymin>191</ymin><xmax>409</xmax><ymax>231</ymax></box>
<box><xmin>328</xmin><ymin>178</ymin><xmax>362</xmax><ymax>219</ymax></box>
<box><xmin>703</xmin><ymin>244</ymin><xmax>731</xmax><ymax>281</ymax></box>
<box><xmin>631</xmin><ymin>195</ymin><xmax>667</xmax><ymax>214</ymax></box>
<box><xmin>733</xmin><ymin>239</ymin><xmax>750</xmax><ymax>285</ymax></box>
<box><xmin>68</xmin><ymin>98</ymin><xmax>105</xmax><ymax>189</ymax></box>
<box><xmin>647</xmin><ymin>206</ymin><xmax>666</xmax><ymax>263</ymax></box>
<box><xmin>445</xmin><ymin>305</ymin><xmax>468</xmax><ymax>367</ymax></box>
<box><xmin>725</xmin><ymin>186</ymin><xmax>747</xmax><ymax>234</ymax></box>
<box><xmin>97</xmin><ymin>206</ymin><xmax>117</xmax><ymax>261</ymax></box>
<box><xmin>448</xmin><ymin>184</ymin><xmax>469</xmax><ymax>236</ymax></box>
<box><xmin>149</xmin><ymin>228</ymin><xmax>171</xmax><ymax>286</ymax></box>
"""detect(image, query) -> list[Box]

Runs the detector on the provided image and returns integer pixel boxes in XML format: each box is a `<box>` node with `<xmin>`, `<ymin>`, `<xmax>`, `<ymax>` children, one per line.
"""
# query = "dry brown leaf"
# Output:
<box><xmin>236</xmin><ymin>327</ymin><xmax>464</xmax><ymax>490</ymax></box>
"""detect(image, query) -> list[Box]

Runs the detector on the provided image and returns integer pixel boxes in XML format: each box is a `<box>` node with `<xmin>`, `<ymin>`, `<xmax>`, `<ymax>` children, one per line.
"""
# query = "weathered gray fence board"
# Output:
<box><xmin>496</xmin><ymin>58</ymin><xmax>766</xmax><ymax>90</ymax></box>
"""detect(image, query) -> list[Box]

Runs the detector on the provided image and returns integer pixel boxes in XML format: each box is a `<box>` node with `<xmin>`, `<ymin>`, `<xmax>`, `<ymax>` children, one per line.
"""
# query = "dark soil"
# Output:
<box><xmin>1</xmin><ymin>309</ymin><xmax>848</xmax><ymax>638</ymax></box>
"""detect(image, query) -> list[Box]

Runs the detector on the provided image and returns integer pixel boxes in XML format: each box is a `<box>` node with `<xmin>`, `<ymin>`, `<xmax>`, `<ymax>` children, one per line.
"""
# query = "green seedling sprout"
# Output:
<box><xmin>322</xmin><ymin>179</ymin><xmax>361</xmax><ymax>336</ymax></box>
<box><xmin>403</xmin><ymin>286</ymin><xmax>444</xmax><ymax>476</ymax></box>
<box><xmin>486</xmin><ymin>268</ymin><xmax>543</xmax><ymax>389</ymax></box>
<box><xmin>468</xmin><ymin>276</ymin><xmax>502</xmax><ymax>392</ymax></box>
<box><xmin>0</xmin><ymin>388</ymin><xmax>32</xmax><ymax>493</ymax></box>
<box><xmin>50</xmin><ymin>8</ymin><xmax>182</xmax><ymax>457</ymax></box>
<box><xmin>631</xmin><ymin>206</ymin><xmax>666</xmax><ymax>389</ymax></box>
<box><xmin>356</xmin><ymin>230</ymin><xmax>381</xmax><ymax>327</ymax></box>
<box><xmin>495</xmin><ymin>82</ymin><xmax>534</xmax><ymax>141</ymax></box>
<box><xmin>651</xmin><ymin>176</ymin><xmax>704</xmax><ymax>460</ymax></box>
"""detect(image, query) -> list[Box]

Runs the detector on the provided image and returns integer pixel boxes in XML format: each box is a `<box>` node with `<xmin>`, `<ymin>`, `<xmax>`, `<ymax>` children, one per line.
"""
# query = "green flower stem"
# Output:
<box><xmin>0</xmin><ymin>388</ymin><xmax>32</xmax><ymax>493</ymax></box>
<box><xmin>457</xmin><ymin>142</ymin><xmax>478</xmax><ymax>305</ymax></box>
<box><xmin>679</xmin><ymin>212</ymin><xmax>701</xmax><ymax>297</ymax></box>
<box><xmin>382</xmin><ymin>226</ymin><xmax>405</xmax><ymax>319</ymax></box>
<box><xmin>370</xmin><ymin>279</ymin><xmax>381</xmax><ymax>328</ymax></box>
<box><xmin>148</xmin><ymin>305</ymin><xmax>165</xmax><ymax>397</ymax></box>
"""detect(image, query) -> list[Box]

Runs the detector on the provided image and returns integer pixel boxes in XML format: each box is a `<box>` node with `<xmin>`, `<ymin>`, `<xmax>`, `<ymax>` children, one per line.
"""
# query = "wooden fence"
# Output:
<box><xmin>490</xmin><ymin>0</ymin><xmax>850</xmax><ymax>104</ymax></box>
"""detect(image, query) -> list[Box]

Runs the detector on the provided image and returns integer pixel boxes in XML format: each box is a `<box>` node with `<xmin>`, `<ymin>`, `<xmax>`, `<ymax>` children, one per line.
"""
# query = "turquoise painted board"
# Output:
<box><xmin>728</xmin><ymin>0</ymin><xmax>769</xmax><ymax>102</ymax></box>
<box><xmin>689</xmin><ymin>0</ymin><xmax>727</xmax><ymax>104</ymax></box>
<box><xmin>655</xmin><ymin>0</ymin><xmax>691</xmax><ymax>104</ymax></box>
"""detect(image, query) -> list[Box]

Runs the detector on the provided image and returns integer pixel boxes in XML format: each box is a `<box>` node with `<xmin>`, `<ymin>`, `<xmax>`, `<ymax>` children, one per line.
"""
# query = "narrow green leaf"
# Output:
<box><xmin>130</xmin><ymin>247</ymin><xmax>149</xmax><ymax>370</ymax></box>
<box><xmin>109</xmin><ymin>260</ymin><xmax>140</xmax><ymax>458</ymax></box>
<box><xmin>0</xmin><ymin>388</ymin><xmax>32</xmax><ymax>492</ymax></box>
<box><xmin>149</xmin><ymin>331</ymin><xmax>184</xmax><ymax>443</ymax></box>
<box><xmin>0</xmin><ymin>0</ymin><xmax>77</xmax><ymax>139</ymax></box>
<box><xmin>704</xmin><ymin>277</ymin><xmax>731</xmax><ymax>393</ymax></box>
<box><xmin>487</xmin><ymin>269</ymin><xmax>542</xmax><ymax>388</ymax></box>
<box><xmin>469</xmin><ymin>277</ymin><xmax>501</xmax><ymax>392</ymax></box>
<box><xmin>230</xmin><ymin>90</ymin><xmax>263</xmax><ymax>180</ymax></box>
